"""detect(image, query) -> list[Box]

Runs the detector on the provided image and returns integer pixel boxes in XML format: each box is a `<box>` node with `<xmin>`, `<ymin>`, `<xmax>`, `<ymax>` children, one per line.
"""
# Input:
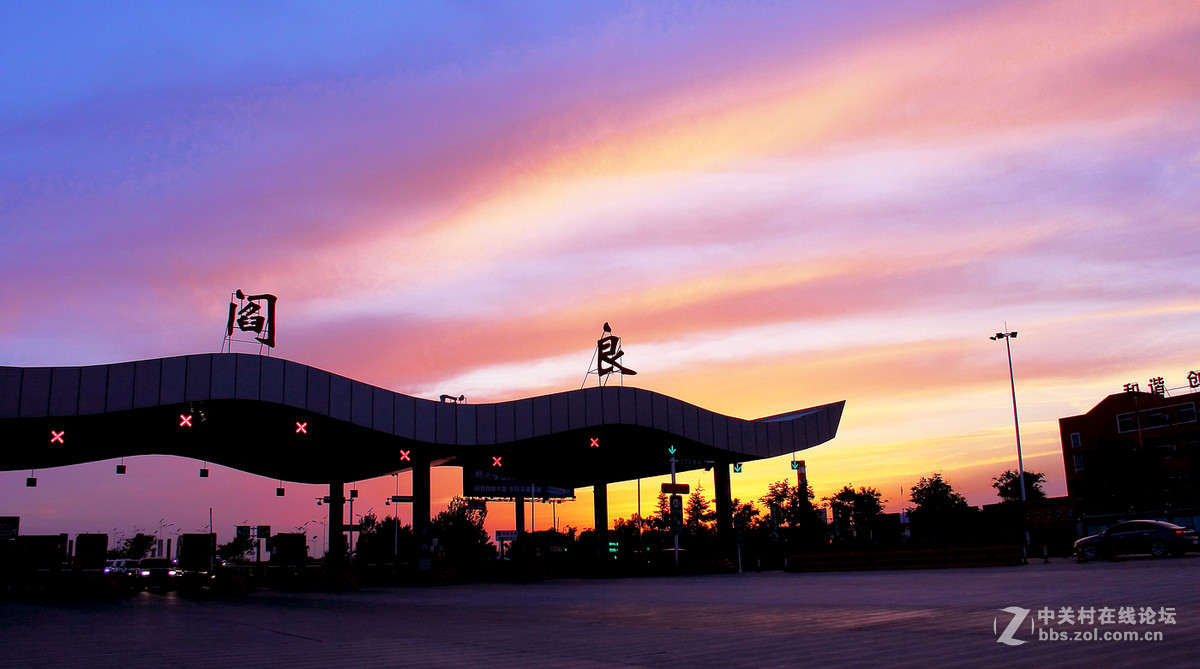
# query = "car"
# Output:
<box><xmin>137</xmin><ymin>557</ymin><xmax>180</xmax><ymax>590</ymax></box>
<box><xmin>103</xmin><ymin>558</ymin><xmax>139</xmax><ymax>576</ymax></box>
<box><xmin>1075</xmin><ymin>520</ymin><xmax>1199</xmax><ymax>560</ymax></box>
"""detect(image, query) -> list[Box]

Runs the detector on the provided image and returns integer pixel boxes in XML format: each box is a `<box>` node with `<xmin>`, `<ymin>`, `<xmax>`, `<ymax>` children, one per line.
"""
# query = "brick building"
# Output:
<box><xmin>1060</xmin><ymin>386</ymin><xmax>1200</xmax><ymax>518</ymax></box>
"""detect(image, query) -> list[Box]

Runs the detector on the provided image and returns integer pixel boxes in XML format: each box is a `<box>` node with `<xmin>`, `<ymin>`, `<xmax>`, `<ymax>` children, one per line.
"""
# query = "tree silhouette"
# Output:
<box><xmin>642</xmin><ymin>492</ymin><xmax>672</xmax><ymax>531</ymax></box>
<box><xmin>429</xmin><ymin>496</ymin><xmax>494</xmax><ymax>567</ymax></box>
<box><xmin>824</xmin><ymin>485</ymin><xmax>886</xmax><ymax>544</ymax></box>
<box><xmin>353</xmin><ymin>515</ymin><xmax>416</xmax><ymax>565</ymax></box>
<box><xmin>216</xmin><ymin>535</ymin><xmax>254</xmax><ymax>562</ymax></box>
<box><xmin>906</xmin><ymin>473</ymin><xmax>971</xmax><ymax>545</ymax></box>
<box><xmin>117</xmin><ymin>533</ymin><xmax>157</xmax><ymax>560</ymax></box>
<box><xmin>990</xmin><ymin>469</ymin><xmax>1046</xmax><ymax>503</ymax></box>
<box><xmin>684</xmin><ymin>485</ymin><xmax>715</xmax><ymax>533</ymax></box>
<box><xmin>759</xmin><ymin>479</ymin><xmax>825</xmax><ymax>549</ymax></box>
<box><xmin>731</xmin><ymin>498</ymin><xmax>760</xmax><ymax>533</ymax></box>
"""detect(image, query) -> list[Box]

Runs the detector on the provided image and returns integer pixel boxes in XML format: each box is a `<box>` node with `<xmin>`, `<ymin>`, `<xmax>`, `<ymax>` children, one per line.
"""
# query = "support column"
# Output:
<box><xmin>593</xmin><ymin>481</ymin><xmax>608</xmax><ymax>557</ymax></box>
<box><xmin>413</xmin><ymin>458</ymin><xmax>431</xmax><ymax>570</ymax></box>
<box><xmin>714</xmin><ymin>463</ymin><xmax>734</xmax><ymax>560</ymax></box>
<box><xmin>327</xmin><ymin>481</ymin><xmax>346</xmax><ymax>566</ymax></box>
<box><xmin>515</xmin><ymin>494</ymin><xmax>526</xmax><ymax>537</ymax></box>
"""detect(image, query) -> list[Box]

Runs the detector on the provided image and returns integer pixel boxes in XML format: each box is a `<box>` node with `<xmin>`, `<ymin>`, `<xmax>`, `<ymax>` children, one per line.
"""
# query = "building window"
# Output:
<box><xmin>1073</xmin><ymin>454</ymin><xmax>1085</xmax><ymax>473</ymax></box>
<box><xmin>1117</xmin><ymin>413</ymin><xmax>1138</xmax><ymax>433</ymax></box>
<box><xmin>1146</xmin><ymin>412</ymin><xmax>1171</xmax><ymax>428</ymax></box>
<box><xmin>1180</xmin><ymin>404</ymin><xmax>1197</xmax><ymax>423</ymax></box>
<box><xmin>1070</xmin><ymin>432</ymin><xmax>1082</xmax><ymax>449</ymax></box>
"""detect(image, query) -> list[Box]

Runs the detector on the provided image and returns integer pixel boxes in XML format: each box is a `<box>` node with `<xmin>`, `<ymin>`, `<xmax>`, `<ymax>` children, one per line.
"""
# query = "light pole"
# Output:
<box><xmin>990</xmin><ymin>328</ymin><xmax>1026</xmax><ymax>503</ymax></box>
<box><xmin>305</xmin><ymin>519</ymin><xmax>325</xmax><ymax>559</ymax></box>
<box><xmin>157</xmin><ymin>519</ymin><xmax>174</xmax><ymax>559</ymax></box>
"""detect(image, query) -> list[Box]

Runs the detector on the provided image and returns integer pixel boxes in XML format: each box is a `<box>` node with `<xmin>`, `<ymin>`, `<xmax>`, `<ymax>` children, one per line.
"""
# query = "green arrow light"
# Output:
<box><xmin>791</xmin><ymin>461</ymin><xmax>800</xmax><ymax>470</ymax></box>
<box><xmin>733</xmin><ymin>463</ymin><xmax>743</xmax><ymax>473</ymax></box>
<box><xmin>667</xmin><ymin>445</ymin><xmax>677</xmax><ymax>455</ymax></box>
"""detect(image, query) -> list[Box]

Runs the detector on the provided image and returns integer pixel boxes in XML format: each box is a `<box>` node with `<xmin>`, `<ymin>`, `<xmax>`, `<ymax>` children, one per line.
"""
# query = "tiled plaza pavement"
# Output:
<box><xmin>2</xmin><ymin>557</ymin><xmax>1197</xmax><ymax>668</ymax></box>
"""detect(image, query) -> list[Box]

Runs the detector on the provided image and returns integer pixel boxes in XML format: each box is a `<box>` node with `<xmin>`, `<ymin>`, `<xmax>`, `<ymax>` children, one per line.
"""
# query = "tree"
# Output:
<box><xmin>117</xmin><ymin>533</ymin><xmax>157</xmax><ymax>560</ymax></box>
<box><xmin>906</xmin><ymin>473</ymin><xmax>971</xmax><ymax>545</ymax></box>
<box><xmin>354</xmin><ymin>514</ymin><xmax>416</xmax><ymax>565</ymax></box>
<box><xmin>611</xmin><ymin>516</ymin><xmax>645</xmax><ymax>556</ymax></box>
<box><xmin>759</xmin><ymin>480</ymin><xmax>810</xmax><ymax>526</ymax></box>
<box><xmin>216</xmin><ymin>535</ymin><xmax>254</xmax><ymax>562</ymax></box>
<box><xmin>731</xmin><ymin>498</ymin><xmax>760</xmax><ymax>534</ymax></box>
<box><xmin>643</xmin><ymin>493</ymin><xmax>672</xmax><ymax>531</ymax></box>
<box><xmin>358</xmin><ymin>511</ymin><xmax>380</xmax><ymax>536</ymax></box>
<box><xmin>908</xmin><ymin>473</ymin><xmax>968</xmax><ymax>513</ymax></box>
<box><xmin>758</xmin><ymin>480</ymin><xmax>825</xmax><ymax>548</ymax></box>
<box><xmin>684</xmin><ymin>485</ymin><xmax>715</xmax><ymax>533</ymax></box>
<box><xmin>429</xmin><ymin>496</ymin><xmax>495</xmax><ymax>567</ymax></box>
<box><xmin>824</xmin><ymin>485</ymin><xmax>886</xmax><ymax>543</ymax></box>
<box><xmin>991</xmin><ymin>469</ymin><xmax>1047</xmax><ymax>503</ymax></box>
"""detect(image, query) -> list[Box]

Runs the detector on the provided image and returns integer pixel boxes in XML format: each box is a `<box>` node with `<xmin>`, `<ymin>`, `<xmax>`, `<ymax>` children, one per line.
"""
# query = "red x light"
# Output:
<box><xmin>399</xmin><ymin>450</ymin><xmax>411</xmax><ymax>461</ymax></box>
<box><xmin>492</xmin><ymin>456</ymin><xmax>503</xmax><ymax>467</ymax></box>
<box><xmin>589</xmin><ymin>437</ymin><xmax>599</xmax><ymax>448</ymax></box>
<box><xmin>295</xmin><ymin>421</ymin><xmax>308</xmax><ymax>434</ymax></box>
<box><xmin>180</xmin><ymin>414</ymin><xmax>193</xmax><ymax>427</ymax></box>
<box><xmin>50</xmin><ymin>430</ymin><xmax>65</xmax><ymax>444</ymax></box>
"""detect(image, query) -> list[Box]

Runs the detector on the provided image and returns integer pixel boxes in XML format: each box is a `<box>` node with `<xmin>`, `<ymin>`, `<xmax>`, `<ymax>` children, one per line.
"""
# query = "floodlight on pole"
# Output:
<box><xmin>990</xmin><ymin>327</ymin><xmax>1026</xmax><ymax>503</ymax></box>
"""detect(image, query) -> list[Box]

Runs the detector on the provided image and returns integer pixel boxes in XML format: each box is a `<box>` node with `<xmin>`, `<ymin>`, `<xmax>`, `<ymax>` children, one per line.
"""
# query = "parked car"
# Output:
<box><xmin>1075</xmin><ymin>520</ymin><xmax>1199</xmax><ymax>560</ymax></box>
<box><xmin>103</xmin><ymin>558</ymin><xmax>139</xmax><ymax>576</ymax></box>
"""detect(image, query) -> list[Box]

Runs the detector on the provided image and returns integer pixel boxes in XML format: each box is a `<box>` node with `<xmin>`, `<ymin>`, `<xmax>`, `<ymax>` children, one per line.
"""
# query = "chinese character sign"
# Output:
<box><xmin>225</xmin><ymin>290</ymin><xmax>277</xmax><ymax>348</ymax></box>
<box><xmin>1148</xmin><ymin>377</ymin><xmax>1165</xmax><ymax>396</ymax></box>
<box><xmin>1123</xmin><ymin>382</ymin><xmax>1140</xmax><ymax>393</ymax></box>
<box><xmin>597</xmin><ymin>321</ymin><xmax>636</xmax><ymax>377</ymax></box>
<box><xmin>1189</xmin><ymin>371</ymin><xmax>1200</xmax><ymax>389</ymax></box>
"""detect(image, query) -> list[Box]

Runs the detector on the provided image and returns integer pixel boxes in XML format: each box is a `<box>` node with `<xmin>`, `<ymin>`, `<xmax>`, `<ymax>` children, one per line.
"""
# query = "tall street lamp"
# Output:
<box><xmin>990</xmin><ymin>328</ymin><xmax>1026</xmax><ymax>503</ymax></box>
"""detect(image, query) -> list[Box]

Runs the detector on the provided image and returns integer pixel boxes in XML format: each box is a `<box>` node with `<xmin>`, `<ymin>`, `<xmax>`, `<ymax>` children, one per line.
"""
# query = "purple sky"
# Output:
<box><xmin>3</xmin><ymin>1</ymin><xmax>1199</xmax><ymax>552</ymax></box>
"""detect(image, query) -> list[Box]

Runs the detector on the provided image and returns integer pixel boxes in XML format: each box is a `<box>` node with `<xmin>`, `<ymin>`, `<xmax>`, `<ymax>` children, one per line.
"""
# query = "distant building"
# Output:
<box><xmin>1060</xmin><ymin>388</ymin><xmax>1200</xmax><ymax>518</ymax></box>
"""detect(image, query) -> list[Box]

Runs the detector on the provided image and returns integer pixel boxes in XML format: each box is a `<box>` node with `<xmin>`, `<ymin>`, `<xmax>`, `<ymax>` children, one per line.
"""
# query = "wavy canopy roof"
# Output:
<box><xmin>0</xmin><ymin>354</ymin><xmax>844</xmax><ymax>486</ymax></box>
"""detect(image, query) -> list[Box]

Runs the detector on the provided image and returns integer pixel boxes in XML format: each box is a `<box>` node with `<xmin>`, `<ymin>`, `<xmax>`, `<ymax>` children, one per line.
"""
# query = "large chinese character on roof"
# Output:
<box><xmin>583</xmin><ymin>322</ymin><xmax>636</xmax><ymax>387</ymax></box>
<box><xmin>223</xmin><ymin>290</ymin><xmax>277</xmax><ymax>352</ymax></box>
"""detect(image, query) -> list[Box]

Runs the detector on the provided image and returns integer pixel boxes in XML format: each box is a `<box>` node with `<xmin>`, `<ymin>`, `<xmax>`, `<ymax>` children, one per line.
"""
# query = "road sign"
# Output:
<box><xmin>669</xmin><ymin>494</ymin><xmax>684</xmax><ymax>529</ymax></box>
<box><xmin>661</xmin><ymin>483</ymin><xmax>690</xmax><ymax>495</ymax></box>
<box><xmin>463</xmin><ymin>468</ymin><xmax>574</xmax><ymax>499</ymax></box>
<box><xmin>495</xmin><ymin>530</ymin><xmax>518</xmax><ymax>543</ymax></box>
<box><xmin>674</xmin><ymin>457</ymin><xmax>714</xmax><ymax>468</ymax></box>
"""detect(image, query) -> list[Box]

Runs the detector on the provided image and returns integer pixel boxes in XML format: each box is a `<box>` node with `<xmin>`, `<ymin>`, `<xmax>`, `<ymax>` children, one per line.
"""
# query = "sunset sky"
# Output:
<box><xmin>3</xmin><ymin>1</ymin><xmax>1199</xmax><ymax>553</ymax></box>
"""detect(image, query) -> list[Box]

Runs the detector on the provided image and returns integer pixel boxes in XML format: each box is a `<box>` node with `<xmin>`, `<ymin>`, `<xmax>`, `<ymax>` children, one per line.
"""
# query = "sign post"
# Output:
<box><xmin>669</xmin><ymin>450</ymin><xmax>680</xmax><ymax>567</ymax></box>
<box><xmin>495</xmin><ymin>529</ymin><xmax>518</xmax><ymax>558</ymax></box>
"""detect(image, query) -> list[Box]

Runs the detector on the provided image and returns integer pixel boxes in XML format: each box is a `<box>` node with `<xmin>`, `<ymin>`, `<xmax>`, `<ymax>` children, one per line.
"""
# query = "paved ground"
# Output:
<box><xmin>2</xmin><ymin>557</ymin><xmax>1197</xmax><ymax>668</ymax></box>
